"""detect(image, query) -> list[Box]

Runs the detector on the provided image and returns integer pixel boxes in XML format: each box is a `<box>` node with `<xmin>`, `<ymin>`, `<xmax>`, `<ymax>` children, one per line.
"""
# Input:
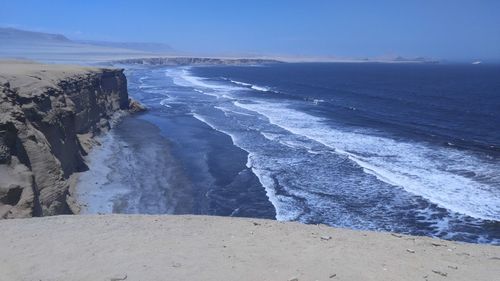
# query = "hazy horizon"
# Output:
<box><xmin>1</xmin><ymin>0</ymin><xmax>500</xmax><ymax>61</ymax></box>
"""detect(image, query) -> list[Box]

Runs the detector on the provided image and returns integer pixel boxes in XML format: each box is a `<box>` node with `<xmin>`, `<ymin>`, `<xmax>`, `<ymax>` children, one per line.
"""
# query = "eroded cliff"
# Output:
<box><xmin>0</xmin><ymin>61</ymin><xmax>129</xmax><ymax>218</ymax></box>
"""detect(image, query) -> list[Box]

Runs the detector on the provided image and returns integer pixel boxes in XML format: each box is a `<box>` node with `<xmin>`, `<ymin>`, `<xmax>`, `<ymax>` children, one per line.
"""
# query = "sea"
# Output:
<box><xmin>77</xmin><ymin>62</ymin><xmax>500</xmax><ymax>244</ymax></box>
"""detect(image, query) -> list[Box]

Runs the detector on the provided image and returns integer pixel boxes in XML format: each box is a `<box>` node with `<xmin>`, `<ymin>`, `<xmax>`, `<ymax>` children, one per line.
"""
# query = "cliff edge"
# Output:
<box><xmin>0</xmin><ymin>60</ymin><xmax>130</xmax><ymax>218</ymax></box>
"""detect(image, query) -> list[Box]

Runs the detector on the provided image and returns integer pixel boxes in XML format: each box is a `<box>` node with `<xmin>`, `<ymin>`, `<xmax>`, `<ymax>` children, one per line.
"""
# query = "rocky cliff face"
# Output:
<box><xmin>0</xmin><ymin>61</ymin><xmax>129</xmax><ymax>218</ymax></box>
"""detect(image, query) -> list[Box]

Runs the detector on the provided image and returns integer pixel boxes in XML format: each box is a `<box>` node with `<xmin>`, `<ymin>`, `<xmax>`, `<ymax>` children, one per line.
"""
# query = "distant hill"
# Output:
<box><xmin>0</xmin><ymin>27</ymin><xmax>177</xmax><ymax>62</ymax></box>
<box><xmin>0</xmin><ymin>27</ymin><xmax>71</xmax><ymax>43</ymax></box>
<box><xmin>393</xmin><ymin>56</ymin><xmax>438</xmax><ymax>63</ymax></box>
<box><xmin>75</xmin><ymin>40</ymin><xmax>175</xmax><ymax>54</ymax></box>
<box><xmin>0</xmin><ymin>27</ymin><xmax>175</xmax><ymax>53</ymax></box>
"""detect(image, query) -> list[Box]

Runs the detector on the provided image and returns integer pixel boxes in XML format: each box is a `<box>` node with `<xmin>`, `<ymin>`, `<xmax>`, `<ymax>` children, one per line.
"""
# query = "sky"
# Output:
<box><xmin>1</xmin><ymin>0</ymin><xmax>499</xmax><ymax>60</ymax></box>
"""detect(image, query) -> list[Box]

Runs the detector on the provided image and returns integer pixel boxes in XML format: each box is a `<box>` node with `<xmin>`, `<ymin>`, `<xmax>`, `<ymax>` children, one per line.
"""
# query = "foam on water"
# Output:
<box><xmin>228</xmin><ymin>79</ymin><xmax>252</xmax><ymax>87</ymax></box>
<box><xmin>214</xmin><ymin>106</ymin><xmax>254</xmax><ymax>117</ymax></box>
<box><xmin>226</xmin><ymin>78</ymin><xmax>273</xmax><ymax>93</ymax></box>
<box><xmin>251</xmin><ymin>165</ymin><xmax>304</xmax><ymax>221</ymax></box>
<box><xmin>260</xmin><ymin>131</ymin><xmax>281</xmax><ymax>141</ymax></box>
<box><xmin>159</xmin><ymin>98</ymin><xmax>172</xmax><ymax>108</ymax></box>
<box><xmin>233</xmin><ymin>100</ymin><xmax>500</xmax><ymax>221</ymax></box>
<box><xmin>158</xmin><ymin>66</ymin><xmax>500</xmax><ymax>243</ymax></box>
<box><xmin>76</xmin><ymin>134</ymin><xmax>132</xmax><ymax>214</ymax></box>
<box><xmin>191</xmin><ymin>112</ymin><xmax>226</xmax><ymax>135</ymax></box>
<box><xmin>166</xmin><ymin>68</ymin><xmax>245</xmax><ymax>100</ymax></box>
<box><xmin>251</xmin><ymin>85</ymin><xmax>271</xmax><ymax>92</ymax></box>
<box><xmin>167</xmin><ymin>68</ymin><xmax>241</xmax><ymax>93</ymax></box>
<box><xmin>191</xmin><ymin>110</ymin><xmax>301</xmax><ymax>221</ymax></box>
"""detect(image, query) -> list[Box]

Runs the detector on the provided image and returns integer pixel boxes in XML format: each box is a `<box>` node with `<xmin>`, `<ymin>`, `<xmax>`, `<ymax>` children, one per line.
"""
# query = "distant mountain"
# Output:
<box><xmin>75</xmin><ymin>40</ymin><xmax>175</xmax><ymax>54</ymax></box>
<box><xmin>393</xmin><ymin>56</ymin><xmax>439</xmax><ymax>63</ymax></box>
<box><xmin>0</xmin><ymin>27</ymin><xmax>175</xmax><ymax>53</ymax></box>
<box><xmin>0</xmin><ymin>27</ymin><xmax>71</xmax><ymax>43</ymax></box>
<box><xmin>0</xmin><ymin>27</ymin><xmax>177</xmax><ymax>62</ymax></box>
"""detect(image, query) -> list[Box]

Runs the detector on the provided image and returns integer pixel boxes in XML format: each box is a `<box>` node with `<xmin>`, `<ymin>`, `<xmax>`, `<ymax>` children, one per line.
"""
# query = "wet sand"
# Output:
<box><xmin>75</xmin><ymin>116</ymin><xmax>194</xmax><ymax>214</ymax></box>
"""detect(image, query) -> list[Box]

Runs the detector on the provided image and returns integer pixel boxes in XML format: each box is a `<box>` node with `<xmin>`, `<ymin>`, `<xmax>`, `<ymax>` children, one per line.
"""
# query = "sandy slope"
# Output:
<box><xmin>0</xmin><ymin>215</ymin><xmax>498</xmax><ymax>281</ymax></box>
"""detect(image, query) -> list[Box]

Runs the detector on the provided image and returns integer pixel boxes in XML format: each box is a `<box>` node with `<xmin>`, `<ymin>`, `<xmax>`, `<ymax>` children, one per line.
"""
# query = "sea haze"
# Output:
<box><xmin>80</xmin><ymin>62</ymin><xmax>500</xmax><ymax>244</ymax></box>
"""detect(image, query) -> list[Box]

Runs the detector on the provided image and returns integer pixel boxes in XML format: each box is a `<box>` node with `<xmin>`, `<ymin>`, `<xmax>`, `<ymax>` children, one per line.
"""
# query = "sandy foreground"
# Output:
<box><xmin>0</xmin><ymin>215</ymin><xmax>498</xmax><ymax>281</ymax></box>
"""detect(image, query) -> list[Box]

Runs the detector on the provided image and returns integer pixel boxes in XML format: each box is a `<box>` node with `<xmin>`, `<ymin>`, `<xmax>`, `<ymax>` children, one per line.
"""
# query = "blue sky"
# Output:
<box><xmin>1</xmin><ymin>0</ymin><xmax>499</xmax><ymax>60</ymax></box>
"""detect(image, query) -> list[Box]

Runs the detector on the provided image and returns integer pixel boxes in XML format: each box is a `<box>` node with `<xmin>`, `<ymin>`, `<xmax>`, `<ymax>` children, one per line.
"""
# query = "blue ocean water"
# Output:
<box><xmin>124</xmin><ymin>63</ymin><xmax>500</xmax><ymax>244</ymax></box>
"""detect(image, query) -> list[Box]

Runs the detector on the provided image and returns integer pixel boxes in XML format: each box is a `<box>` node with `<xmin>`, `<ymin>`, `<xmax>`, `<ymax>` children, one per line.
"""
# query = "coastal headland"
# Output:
<box><xmin>0</xmin><ymin>60</ymin><xmax>133</xmax><ymax>218</ymax></box>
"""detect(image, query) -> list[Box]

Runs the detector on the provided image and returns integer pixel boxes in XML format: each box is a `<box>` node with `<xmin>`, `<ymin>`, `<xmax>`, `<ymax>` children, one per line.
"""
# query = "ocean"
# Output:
<box><xmin>78</xmin><ymin>62</ymin><xmax>500</xmax><ymax>244</ymax></box>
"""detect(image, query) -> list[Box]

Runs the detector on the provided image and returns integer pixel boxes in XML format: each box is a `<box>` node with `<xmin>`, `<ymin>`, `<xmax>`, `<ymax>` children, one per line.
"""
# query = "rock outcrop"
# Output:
<box><xmin>0</xmin><ymin>61</ymin><xmax>130</xmax><ymax>218</ymax></box>
<box><xmin>128</xmin><ymin>98</ymin><xmax>147</xmax><ymax>113</ymax></box>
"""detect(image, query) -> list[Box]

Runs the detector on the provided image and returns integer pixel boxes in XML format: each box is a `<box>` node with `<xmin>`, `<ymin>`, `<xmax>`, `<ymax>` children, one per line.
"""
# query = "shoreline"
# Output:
<box><xmin>72</xmin><ymin>114</ymin><xmax>195</xmax><ymax>215</ymax></box>
<box><xmin>1</xmin><ymin>214</ymin><xmax>498</xmax><ymax>281</ymax></box>
<box><xmin>68</xmin><ymin>110</ymin><xmax>138</xmax><ymax>214</ymax></box>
